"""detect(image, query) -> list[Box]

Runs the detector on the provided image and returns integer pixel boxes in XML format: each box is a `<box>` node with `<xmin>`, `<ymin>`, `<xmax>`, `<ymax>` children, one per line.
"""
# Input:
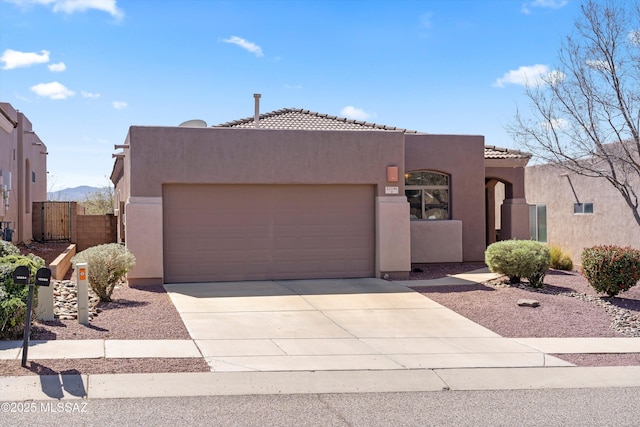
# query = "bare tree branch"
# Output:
<box><xmin>508</xmin><ymin>0</ymin><xmax>640</xmax><ymax>227</ymax></box>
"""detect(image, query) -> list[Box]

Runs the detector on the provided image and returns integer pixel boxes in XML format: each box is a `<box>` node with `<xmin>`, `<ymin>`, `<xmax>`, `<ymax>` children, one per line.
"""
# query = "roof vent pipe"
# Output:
<box><xmin>253</xmin><ymin>93</ymin><xmax>261</xmax><ymax>128</ymax></box>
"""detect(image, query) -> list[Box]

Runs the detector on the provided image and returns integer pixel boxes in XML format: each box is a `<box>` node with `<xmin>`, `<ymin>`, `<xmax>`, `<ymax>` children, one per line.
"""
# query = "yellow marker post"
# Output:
<box><xmin>76</xmin><ymin>262</ymin><xmax>89</xmax><ymax>325</ymax></box>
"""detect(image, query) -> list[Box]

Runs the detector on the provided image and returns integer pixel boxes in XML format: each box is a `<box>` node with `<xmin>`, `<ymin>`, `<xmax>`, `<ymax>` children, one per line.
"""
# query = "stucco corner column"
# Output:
<box><xmin>376</xmin><ymin>196</ymin><xmax>411</xmax><ymax>279</ymax></box>
<box><xmin>124</xmin><ymin>197</ymin><xmax>163</xmax><ymax>286</ymax></box>
<box><xmin>500</xmin><ymin>198</ymin><xmax>530</xmax><ymax>240</ymax></box>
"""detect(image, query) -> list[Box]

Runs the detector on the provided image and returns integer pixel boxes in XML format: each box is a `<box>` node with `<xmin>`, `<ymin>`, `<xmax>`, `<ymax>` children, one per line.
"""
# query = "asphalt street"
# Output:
<box><xmin>3</xmin><ymin>388</ymin><xmax>640</xmax><ymax>426</ymax></box>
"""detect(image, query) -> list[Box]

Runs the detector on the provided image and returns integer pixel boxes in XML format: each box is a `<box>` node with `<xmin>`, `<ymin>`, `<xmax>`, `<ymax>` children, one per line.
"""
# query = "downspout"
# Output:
<box><xmin>253</xmin><ymin>93</ymin><xmax>261</xmax><ymax>128</ymax></box>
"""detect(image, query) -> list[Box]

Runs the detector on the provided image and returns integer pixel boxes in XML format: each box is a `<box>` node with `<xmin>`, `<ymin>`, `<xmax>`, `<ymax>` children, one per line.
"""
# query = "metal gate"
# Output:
<box><xmin>39</xmin><ymin>201</ymin><xmax>72</xmax><ymax>241</ymax></box>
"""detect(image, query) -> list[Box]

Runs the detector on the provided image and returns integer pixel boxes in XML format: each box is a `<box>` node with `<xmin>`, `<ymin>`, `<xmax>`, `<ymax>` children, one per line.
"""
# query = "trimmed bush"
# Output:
<box><xmin>72</xmin><ymin>243</ymin><xmax>135</xmax><ymax>302</ymax></box>
<box><xmin>581</xmin><ymin>245</ymin><xmax>640</xmax><ymax>297</ymax></box>
<box><xmin>0</xmin><ymin>243</ymin><xmax>45</xmax><ymax>339</ymax></box>
<box><xmin>549</xmin><ymin>244</ymin><xmax>573</xmax><ymax>270</ymax></box>
<box><xmin>485</xmin><ymin>240</ymin><xmax>551</xmax><ymax>288</ymax></box>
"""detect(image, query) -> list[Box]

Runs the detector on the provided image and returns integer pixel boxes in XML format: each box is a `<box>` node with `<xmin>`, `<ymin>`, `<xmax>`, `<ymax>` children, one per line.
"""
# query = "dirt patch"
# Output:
<box><xmin>31</xmin><ymin>284</ymin><xmax>192</xmax><ymax>340</ymax></box>
<box><xmin>0</xmin><ymin>358</ymin><xmax>210</xmax><ymax>377</ymax></box>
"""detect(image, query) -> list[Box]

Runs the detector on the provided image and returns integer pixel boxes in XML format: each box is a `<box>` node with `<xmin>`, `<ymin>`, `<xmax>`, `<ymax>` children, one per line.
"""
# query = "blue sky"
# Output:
<box><xmin>1</xmin><ymin>0</ymin><xmax>580</xmax><ymax>190</ymax></box>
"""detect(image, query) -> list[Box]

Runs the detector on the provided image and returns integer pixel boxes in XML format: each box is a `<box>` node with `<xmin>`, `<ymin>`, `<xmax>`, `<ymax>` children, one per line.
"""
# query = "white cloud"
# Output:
<box><xmin>493</xmin><ymin>64</ymin><xmax>551</xmax><ymax>88</ymax></box>
<box><xmin>585</xmin><ymin>59</ymin><xmax>610</xmax><ymax>71</ymax></box>
<box><xmin>48</xmin><ymin>61</ymin><xmax>66</xmax><ymax>72</ymax></box>
<box><xmin>540</xmin><ymin>117</ymin><xmax>569</xmax><ymax>131</ymax></box>
<box><xmin>0</xmin><ymin>49</ymin><xmax>50</xmax><ymax>70</ymax></box>
<box><xmin>7</xmin><ymin>0</ymin><xmax>123</xmax><ymax>19</ymax></box>
<box><xmin>521</xmin><ymin>0</ymin><xmax>567</xmax><ymax>14</ymax></box>
<box><xmin>30</xmin><ymin>81</ymin><xmax>75</xmax><ymax>99</ymax></box>
<box><xmin>341</xmin><ymin>106</ymin><xmax>372</xmax><ymax>120</ymax></box>
<box><xmin>546</xmin><ymin>70</ymin><xmax>565</xmax><ymax>86</ymax></box>
<box><xmin>81</xmin><ymin>90</ymin><xmax>100</xmax><ymax>98</ymax></box>
<box><xmin>629</xmin><ymin>30</ymin><xmax>640</xmax><ymax>46</ymax></box>
<box><xmin>112</xmin><ymin>101</ymin><xmax>127</xmax><ymax>110</ymax></box>
<box><xmin>222</xmin><ymin>36</ymin><xmax>264</xmax><ymax>57</ymax></box>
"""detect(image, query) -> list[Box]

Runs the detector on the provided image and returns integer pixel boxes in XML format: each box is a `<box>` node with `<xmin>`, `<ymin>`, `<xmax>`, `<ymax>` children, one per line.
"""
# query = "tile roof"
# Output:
<box><xmin>215</xmin><ymin>108</ymin><xmax>418</xmax><ymax>133</ymax></box>
<box><xmin>484</xmin><ymin>145</ymin><xmax>531</xmax><ymax>160</ymax></box>
<box><xmin>215</xmin><ymin>108</ymin><xmax>530</xmax><ymax>160</ymax></box>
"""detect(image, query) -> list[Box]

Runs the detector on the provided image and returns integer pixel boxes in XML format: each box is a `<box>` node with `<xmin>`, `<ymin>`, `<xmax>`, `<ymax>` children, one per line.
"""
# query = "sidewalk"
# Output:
<box><xmin>2</xmin><ymin>270</ymin><xmax>640</xmax><ymax>400</ymax></box>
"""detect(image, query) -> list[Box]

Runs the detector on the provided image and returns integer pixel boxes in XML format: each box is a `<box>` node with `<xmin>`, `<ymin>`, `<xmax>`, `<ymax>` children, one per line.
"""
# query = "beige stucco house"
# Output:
<box><xmin>112</xmin><ymin>102</ymin><xmax>531</xmax><ymax>285</ymax></box>
<box><xmin>526</xmin><ymin>163</ymin><xmax>640</xmax><ymax>263</ymax></box>
<box><xmin>0</xmin><ymin>102</ymin><xmax>48</xmax><ymax>243</ymax></box>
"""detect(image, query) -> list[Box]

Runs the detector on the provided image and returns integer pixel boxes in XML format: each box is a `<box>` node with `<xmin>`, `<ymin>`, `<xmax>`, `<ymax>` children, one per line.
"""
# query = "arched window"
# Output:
<box><xmin>405</xmin><ymin>171</ymin><xmax>450</xmax><ymax>220</ymax></box>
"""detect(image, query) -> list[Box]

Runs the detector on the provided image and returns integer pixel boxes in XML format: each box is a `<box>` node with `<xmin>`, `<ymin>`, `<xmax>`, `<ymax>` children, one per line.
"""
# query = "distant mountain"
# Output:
<box><xmin>48</xmin><ymin>186</ymin><xmax>100</xmax><ymax>201</ymax></box>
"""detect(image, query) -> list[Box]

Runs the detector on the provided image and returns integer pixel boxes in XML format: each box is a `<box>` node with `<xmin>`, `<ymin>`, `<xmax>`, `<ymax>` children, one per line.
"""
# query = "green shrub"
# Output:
<box><xmin>0</xmin><ymin>244</ymin><xmax>45</xmax><ymax>340</ymax></box>
<box><xmin>72</xmin><ymin>243</ymin><xmax>135</xmax><ymax>302</ymax></box>
<box><xmin>549</xmin><ymin>244</ymin><xmax>573</xmax><ymax>270</ymax></box>
<box><xmin>485</xmin><ymin>240</ymin><xmax>551</xmax><ymax>288</ymax></box>
<box><xmin>0</xmin><ymin>240</ymin><xmax>20</xmax><ymax>257</ymax></box>
<box><xmin>581</xmin><ymin>245</ymin><xmax>640</xmax><ymax>297</ymax></box>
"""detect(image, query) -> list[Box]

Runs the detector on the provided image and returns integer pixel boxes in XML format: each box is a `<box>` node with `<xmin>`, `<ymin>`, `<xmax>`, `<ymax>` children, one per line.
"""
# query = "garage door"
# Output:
<box><xmin>163</xmin><ymin>184</ymin><xmax>375</xmax><ymax>283</ymax></box>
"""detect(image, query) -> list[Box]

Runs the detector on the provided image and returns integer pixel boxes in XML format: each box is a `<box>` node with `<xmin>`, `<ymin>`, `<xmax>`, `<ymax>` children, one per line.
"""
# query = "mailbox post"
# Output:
<box><xmin>76</xmin><ymin>263</ymin><xmax>89</xmax><ymax>325</ymax></box>
<box><xmin>14</xmin><ymin>266</ymin><xmax>51</xmax><ymax>367</ymax></box>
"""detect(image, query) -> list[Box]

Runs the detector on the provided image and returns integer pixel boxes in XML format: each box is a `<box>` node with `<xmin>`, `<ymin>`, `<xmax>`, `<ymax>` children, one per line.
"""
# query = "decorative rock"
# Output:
<box><xmin>487</xmin><ymin>277</ymin><xmax>640</xmax><ymax>337</ymax></box>
<box><xmin>517</xmin><ymin>299</ymin><xmax>540</xmax><ymax>308</ymax></box>
<box><xmin>49</xmin><ymin>279</ymin><xmax>102</xmax><ymax>321</ymax></box>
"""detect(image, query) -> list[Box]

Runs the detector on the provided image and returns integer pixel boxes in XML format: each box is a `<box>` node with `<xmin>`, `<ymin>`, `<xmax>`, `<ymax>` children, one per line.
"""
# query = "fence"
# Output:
<box><xmin>32</xmin><ymin>202</ymin><xmax>117</xmax><ymax>251</ymax></box>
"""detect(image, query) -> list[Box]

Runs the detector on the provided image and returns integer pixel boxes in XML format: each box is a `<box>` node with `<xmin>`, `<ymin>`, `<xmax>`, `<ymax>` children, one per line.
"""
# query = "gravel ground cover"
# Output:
<box><xmin>2</xmin><ymin>245</ymin><xmax>639</xmax><ymax>376</ymax></box>
<box><xmin>410</xmin><ymin>264</ymin><xmax>640</xmax><ymax>367</ymax></box>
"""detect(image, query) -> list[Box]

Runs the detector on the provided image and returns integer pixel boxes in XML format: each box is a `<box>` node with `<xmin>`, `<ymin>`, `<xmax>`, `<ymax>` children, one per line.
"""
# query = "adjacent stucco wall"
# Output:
<box><xmin>0</xmin><ymin>103</ymin><xmax>47</xmax><ymax>243</ymax></box>
<box><xmin>526</xmin><ymin>164</ymin><xmax>640</xmax><ymax>263</ymax></box>
<box><xmin>405</xmin><ymin>134</ymin><xmax>486</xmax><ymax>262</ymax></box>
<box><xmin>123</xmin><ymin>127</ymin><xmax>410</xmax><ymax>283</ymax></box>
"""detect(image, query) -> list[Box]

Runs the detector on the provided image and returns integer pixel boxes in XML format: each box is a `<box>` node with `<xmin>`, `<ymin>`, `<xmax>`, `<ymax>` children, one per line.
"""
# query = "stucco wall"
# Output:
<box><xmin>405</xmin><ymin>134</ymin><xmax>486</xmax><ymax>261</ymax></box>
<box><xmin>526</xmin><ymin>164</ymin><xmax>640</xmax><ymax>263</ymax></box>
<box><xmin>0</xmin><ymin>103</ymin><xmax>47</xmax><ymax>243</ymax></box>
<box><xmin>123</xmin><ymin>126</ymin><xmax>410</xmax><ymax>283</ymax></box>
<box><xmin>128</xmin><ymin>127</ymin><xmax>405</xmax><ymax>196</ymax></box>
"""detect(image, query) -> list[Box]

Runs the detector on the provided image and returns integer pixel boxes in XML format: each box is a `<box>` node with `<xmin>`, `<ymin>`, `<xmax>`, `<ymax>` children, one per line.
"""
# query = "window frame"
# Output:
<box><xmin>573</xmin><ymin>202</ymin><xmax>594</xmax><ymax>214</ymax></box>
<box><xmin>529</xmin><ymin>203</ymin><xmax>547</xmax><ymax>243</ymax></box>
<box><xmin>405</xmin><ymin>170</ymin><xmax>450</xmax><ymax>220</ymax></box>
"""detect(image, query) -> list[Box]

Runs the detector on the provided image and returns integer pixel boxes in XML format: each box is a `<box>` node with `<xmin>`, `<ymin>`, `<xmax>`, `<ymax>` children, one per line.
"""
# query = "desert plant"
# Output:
<box><xmin>0</xmin><ymin>247</ymin><xmax>45</xmax><ymax>339</ymax></box>
<box><xmin>549</xmin><ymin>244</ymin><xmax>573</xmax><ymax>270</ymax></box>
<box><xmin>581</xmin><ymin>245</ymin><xmax>640</xmax><ymax>297</ymax></box>
<box><xmin>72</xmin><ymin>243</ymin><xmax>135</xmax><ymax>302</ymax></box>
<box><xmin>485</xmin><ymin>240</ymin><xmax>551</xmax><ymax>288</ymax></box>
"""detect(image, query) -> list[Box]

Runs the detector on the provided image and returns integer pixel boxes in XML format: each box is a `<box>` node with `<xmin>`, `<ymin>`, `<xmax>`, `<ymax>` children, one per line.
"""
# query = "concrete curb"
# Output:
<box><xmin>2</xmin><ymin>367</ymin><xmax>640</xmax><ymax>401</ymax></box>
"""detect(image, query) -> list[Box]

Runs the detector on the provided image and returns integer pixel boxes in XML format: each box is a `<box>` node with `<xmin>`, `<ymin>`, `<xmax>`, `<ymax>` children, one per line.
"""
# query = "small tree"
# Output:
<box><xmin>81</xmin><ymin>185</ymin><xmax>114</xmax><ymax>215</ymax></box>
<box><xmin>508</xmin><ymin>1</ymin><xmax>640</xmax><ymax>228</ymax></box>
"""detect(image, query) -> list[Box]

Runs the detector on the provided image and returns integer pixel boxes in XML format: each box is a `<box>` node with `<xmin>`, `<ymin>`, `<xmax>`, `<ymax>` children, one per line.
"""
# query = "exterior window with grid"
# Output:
<box><xmin>405</xmin><ymin>171</ymin><xmax>450</xmax><ymax>220</ymax></box>
<box><xmin>574</xmin><ymin>202</ymin><xmax>593</xmax><ymax>214</ymax></box>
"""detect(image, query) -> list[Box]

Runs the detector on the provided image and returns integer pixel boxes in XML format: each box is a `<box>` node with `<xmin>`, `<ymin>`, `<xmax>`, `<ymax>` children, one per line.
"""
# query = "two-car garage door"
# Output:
<box><xmin>163</xmin><ymin>184</ymin><xmax>375</xmax><ymax>283</ymax></box>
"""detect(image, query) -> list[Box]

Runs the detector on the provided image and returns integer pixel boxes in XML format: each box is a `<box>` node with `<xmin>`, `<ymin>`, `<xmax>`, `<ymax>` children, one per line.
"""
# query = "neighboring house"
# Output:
<box><xmin>111</xmin><ymin>100</ymin><xmax>530</xmax><ymax>285</ymax></box>
<box><xmin>0</xmin><ymin>102</ymin><xmax>48</xmax><ymax>243</ymax></box>
<box><xmin>526</xmin><ymin>163</ymin><xmax>640</xmax><ymax>263</ymax></box>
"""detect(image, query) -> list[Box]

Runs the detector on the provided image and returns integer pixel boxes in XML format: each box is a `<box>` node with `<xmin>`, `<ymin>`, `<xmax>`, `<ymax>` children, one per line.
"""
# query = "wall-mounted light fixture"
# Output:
<box><xmin>386</xmin><ymin>166</ymin><xmax>399</xmax><ymax>182</ymax></box>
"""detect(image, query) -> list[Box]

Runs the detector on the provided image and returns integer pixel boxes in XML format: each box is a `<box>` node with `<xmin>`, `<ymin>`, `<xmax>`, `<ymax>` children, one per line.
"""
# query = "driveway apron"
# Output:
<box><xmin>164</xmin><ymin>278</ymin><xmax>571</xmax><ymax>372</ymax></box>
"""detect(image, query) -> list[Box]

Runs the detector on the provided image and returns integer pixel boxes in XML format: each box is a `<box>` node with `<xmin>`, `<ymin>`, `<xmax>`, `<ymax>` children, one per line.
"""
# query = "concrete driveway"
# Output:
<box><xmin>164</xmin><ymin>278</ymin><xmax>571</xmax><ymax>372</ymax></box>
